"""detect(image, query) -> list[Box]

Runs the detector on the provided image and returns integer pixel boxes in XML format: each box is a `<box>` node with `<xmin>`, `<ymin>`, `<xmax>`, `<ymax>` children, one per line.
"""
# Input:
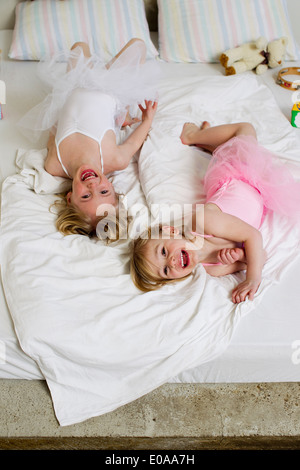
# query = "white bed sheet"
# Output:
<box><xmin>137</xmin><ymin>68</ymin><xmax>300</xmax><ymax>384</ymax></box>
<box><xmin>0</xmin><ymin>30</ymin><xmax>45</xmax><ymax>379</ymax></box>
<box><xmin>1</xmin><ymin>30</ymin><xmax>300</xmax><ymax>426</ymax></box>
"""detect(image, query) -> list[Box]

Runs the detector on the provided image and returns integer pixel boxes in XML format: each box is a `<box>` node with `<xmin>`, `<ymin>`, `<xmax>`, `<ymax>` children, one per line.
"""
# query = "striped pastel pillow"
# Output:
<box><xmin>9</xmin><ymin>0</ymin><xmax>158</xmax><ymax>61</ymax></box>
<box><xmin>158</xmin><ymin>0</ymin><xmax>300</xmax><ymax>63</ymax></box>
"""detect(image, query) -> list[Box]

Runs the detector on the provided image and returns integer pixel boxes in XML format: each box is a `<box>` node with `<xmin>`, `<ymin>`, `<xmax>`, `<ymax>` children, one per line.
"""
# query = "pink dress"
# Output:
<box><xmin>204</xmin><ymin>135</ymin><xmax>300</xmax><ymax>228</ymax></box>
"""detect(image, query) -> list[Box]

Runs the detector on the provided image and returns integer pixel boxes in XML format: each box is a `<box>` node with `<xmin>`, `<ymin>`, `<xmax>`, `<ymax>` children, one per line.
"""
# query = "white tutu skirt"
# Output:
<box><xmin>18</xmin><ymin>41</ymin><xmax>161</xmax><ymax>141</ymax></box>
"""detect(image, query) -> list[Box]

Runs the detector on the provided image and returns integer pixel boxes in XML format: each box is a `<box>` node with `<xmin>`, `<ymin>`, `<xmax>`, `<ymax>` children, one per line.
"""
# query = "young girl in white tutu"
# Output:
<box><xmin>131</xmin><ymin>121</ymin><xmax>300</xmax><ymax>303</ymax></box>
<box><xmin>19</xmin><ymin>39</ymin><xmax>159</xmax><ymax>242</ymax></box>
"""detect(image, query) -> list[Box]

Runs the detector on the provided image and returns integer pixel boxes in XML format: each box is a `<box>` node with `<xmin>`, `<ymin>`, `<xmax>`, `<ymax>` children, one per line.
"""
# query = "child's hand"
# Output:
<box><xmin>231</xmin><ymin>278</ymin><xmax>261</xmax><ymax>304</ymax></box>
<box><xmin>218</xmin><ymin>247</ymin><xmax>245</xmax><ymax>265</ymax></box>
<box><xmin>122</xmin><ymin>116</ymin><xmax>141</xmax><ymax>127</ymax></box>
<box><xmin>138</xmin><ymin>100</ymin><xmax>158</xmax><ymax>124</ymax></box>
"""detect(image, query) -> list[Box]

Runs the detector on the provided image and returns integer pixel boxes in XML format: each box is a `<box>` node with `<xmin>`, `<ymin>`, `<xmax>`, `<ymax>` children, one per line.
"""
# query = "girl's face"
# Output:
<box><xmin>143</xmin><ymin>233</ymin><xmax>200</xmax><ymax>280</ymax></box>
<box><xmin>67</xmin><ymin>166</ymin><xmax>118</xmax><ymax>224</ymax></box>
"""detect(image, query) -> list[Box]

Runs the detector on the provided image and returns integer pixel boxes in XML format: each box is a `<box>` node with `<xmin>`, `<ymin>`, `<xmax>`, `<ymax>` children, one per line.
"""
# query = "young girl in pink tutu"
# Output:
<box><xmin>131</xmin><ymin>121</ymin><xmax>300</xmax><ymax>303</ymax></box>
<box><xmin>19</xmin><ymin>39</ymin><xmax>159</xmax><ymax>241</ymax></box>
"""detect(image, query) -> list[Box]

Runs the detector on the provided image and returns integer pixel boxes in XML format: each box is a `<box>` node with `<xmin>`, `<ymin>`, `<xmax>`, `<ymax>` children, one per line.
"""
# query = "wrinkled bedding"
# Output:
<box><xmin>1</xmin><ymin>73</ymin><xmax>300</xmax><ymax>426</ymax></box>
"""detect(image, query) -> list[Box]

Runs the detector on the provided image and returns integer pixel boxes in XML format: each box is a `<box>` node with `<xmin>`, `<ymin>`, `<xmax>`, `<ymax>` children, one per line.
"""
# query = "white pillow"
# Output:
<box><xmin>157</xmin><ymin>0</ymin><xmax>300</xmax><ymax>63</ymax></box>
<box><xmin>9</xmin><ymin>0</ymin><xmax>158</xmax><ymax>61</ymax></box>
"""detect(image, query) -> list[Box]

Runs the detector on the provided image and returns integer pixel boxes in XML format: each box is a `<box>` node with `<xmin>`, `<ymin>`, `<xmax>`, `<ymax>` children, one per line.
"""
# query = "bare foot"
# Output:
<box><xmin>200</xmin><ymin>121</ymin><xmax>210</xmax><ymax>130</ymax></box>
<box><xmin>217</xmin><ymin>247</ymin><xmax>246</xmax><ymax>265</ymax></box>
<box><xmin>180</xmin><ymin>121</ymin><xmax>210</xmax><ymax>145</ymax></box>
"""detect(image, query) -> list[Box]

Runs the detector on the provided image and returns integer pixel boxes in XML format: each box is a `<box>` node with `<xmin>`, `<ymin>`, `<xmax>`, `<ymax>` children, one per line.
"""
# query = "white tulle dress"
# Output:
<box><xmin>18</xmin><ymin>40</ymin><xmax>161</xmax><ymax>142</ymax></box>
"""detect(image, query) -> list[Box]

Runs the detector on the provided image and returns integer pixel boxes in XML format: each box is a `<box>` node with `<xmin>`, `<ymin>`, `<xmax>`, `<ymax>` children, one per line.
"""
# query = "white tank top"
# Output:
<box><xmin>55</xmin><ymin>88</ymin><xmax>117</xmax><ymax>176</ymax></box>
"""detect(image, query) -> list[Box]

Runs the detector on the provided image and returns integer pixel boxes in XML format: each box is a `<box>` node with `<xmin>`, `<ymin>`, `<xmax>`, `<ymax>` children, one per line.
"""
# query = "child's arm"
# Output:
<box><xmin>44</xmin><ymin>132</ymin><xmax>60</xmax><ymax>175</ymax></box>
<box><xmin>202</xmin><ymin>206</ymin><xmax>265</xmax><ymax>303</ymax></box>
<box><xmin>117</xmin><ymin>100</ymin><xmax>157</xmax><ymax>168</ymax></box>
<box><xmin>102</xmin><ymin>100</ymin><xmax>157</xmax><ymax>171</ymax></box>
<box><xmin>204</xmin><ymin>261</ymin><xmax>247</xmax><ymax>277</ymax></box>
<box><xmin>232</xmin><ymin>230</ymin><xmax>264</xmax><ymax>304</ymax></box>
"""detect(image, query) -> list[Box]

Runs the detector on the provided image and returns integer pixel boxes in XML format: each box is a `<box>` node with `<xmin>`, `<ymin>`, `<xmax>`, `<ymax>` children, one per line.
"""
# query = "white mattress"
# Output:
<box><xmin>1</xmin><ymin>29</ymin><xmax>300</xmax><ymax>425</ymax></box>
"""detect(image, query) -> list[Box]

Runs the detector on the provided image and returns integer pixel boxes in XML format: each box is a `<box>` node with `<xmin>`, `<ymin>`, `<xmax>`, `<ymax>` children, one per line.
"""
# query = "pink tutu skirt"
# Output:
<box><xmin>18</xmin><ymin>40</ymin><xmax>161</xmax><ymax>141</ymax></box>
<box><xmin>203</xmin><ymin>135</ymin><xmax>300</xmax><ymax>224</ymax></box>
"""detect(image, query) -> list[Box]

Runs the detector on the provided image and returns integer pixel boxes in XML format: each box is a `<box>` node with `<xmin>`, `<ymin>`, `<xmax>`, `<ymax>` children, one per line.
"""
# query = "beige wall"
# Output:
<box><xmin>0</xmin><ymin>0</ymin><xmax>19</xmax><ymax>29</ymax></box>
<box><xmin>0</xmin><ymin>0</ymin><xmax>158</xmax><ymax>31</ymax></box>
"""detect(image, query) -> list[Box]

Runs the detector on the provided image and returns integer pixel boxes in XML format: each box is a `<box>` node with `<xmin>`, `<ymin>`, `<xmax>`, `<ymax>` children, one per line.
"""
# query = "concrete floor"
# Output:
<box><xmin>1</xmin><ymin>380</ymin><xmax>300</xmax><ymax>449</ymax></box>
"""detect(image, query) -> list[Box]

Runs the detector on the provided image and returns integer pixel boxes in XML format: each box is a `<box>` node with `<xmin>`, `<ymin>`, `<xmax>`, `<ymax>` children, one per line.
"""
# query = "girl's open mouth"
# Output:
<box><xmin>180</xmin><ymin>250</ymin><xmax>189</xmax><ymax>268</ymax></box>
<box><xmin>81</xmin><ymin>170</ymin><xmax>98</xmax><ymax>181</ymax></box>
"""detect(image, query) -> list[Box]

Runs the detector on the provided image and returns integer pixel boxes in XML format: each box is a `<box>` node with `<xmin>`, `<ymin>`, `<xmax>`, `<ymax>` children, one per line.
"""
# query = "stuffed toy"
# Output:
<box><xmin>220</xmin><ymin>36</ymin><xmax>288</xmax><ymax>76</ymax></box>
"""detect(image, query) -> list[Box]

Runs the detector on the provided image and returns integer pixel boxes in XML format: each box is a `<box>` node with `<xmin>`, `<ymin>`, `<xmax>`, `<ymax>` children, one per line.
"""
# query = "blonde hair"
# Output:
<box><xmin>52</xmin><ymin>193</ymin><xmax>129</xmax><ymax>244</ymax></box>
<box><xmin>130</xmin><ymin>226</ymin><xmax>193</xmax><ymax>292</ymax></box>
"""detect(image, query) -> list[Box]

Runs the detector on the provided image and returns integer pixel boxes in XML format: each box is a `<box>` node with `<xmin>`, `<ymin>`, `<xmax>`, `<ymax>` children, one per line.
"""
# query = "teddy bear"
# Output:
<box><xmin>220</xmin><ymin>36</ymin><xmax>288</xmax><ymax>76</ymax></box>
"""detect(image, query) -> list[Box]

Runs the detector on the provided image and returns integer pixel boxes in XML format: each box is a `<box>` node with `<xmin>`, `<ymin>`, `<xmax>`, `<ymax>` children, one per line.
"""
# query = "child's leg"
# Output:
<box><xmin>108</xmin><ymin>38</ymin><xmax>147</xmax><ymax>126</ymax></box>
<box><xmin>70</xmin><ymin>41</ymin><xmax>91</xmax><ymax>57</ymax></box>
<box><xmin>180</xmin><ymin>122</ymin><xmax>257</xmax><ymax>152</ymax></box>
<box><xmin>67</xmin><ymin>39</ymin><xmax>146</xmax><ymax>72</ymax></box>
<box><xmin>67</xmin><ymin>42</ymin><xmax>92</xmax><ymax>71</ymax></box>
<box><xmin>181</xmin><ymin>122</ymin><xmax>211</xmax><ymax>152</ymax></box>
<box><xmin>106</xmin><ymin>38</ymin><xmax>146</xmax><ymax>70</ymax></box>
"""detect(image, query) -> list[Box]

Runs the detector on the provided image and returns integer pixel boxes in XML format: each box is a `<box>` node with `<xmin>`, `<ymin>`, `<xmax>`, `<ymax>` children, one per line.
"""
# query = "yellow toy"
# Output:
<box><xmin>220</xmin><ymin>36</ymin><xmax>288</xmax><ymax>76</ymax></box>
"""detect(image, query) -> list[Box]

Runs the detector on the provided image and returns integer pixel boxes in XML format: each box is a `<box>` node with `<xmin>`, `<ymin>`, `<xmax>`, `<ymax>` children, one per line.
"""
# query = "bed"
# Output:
<box><xmin>1</xmin><ymin>0</ymin><xmax>300</xmax><ymax>448</ymax></box>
